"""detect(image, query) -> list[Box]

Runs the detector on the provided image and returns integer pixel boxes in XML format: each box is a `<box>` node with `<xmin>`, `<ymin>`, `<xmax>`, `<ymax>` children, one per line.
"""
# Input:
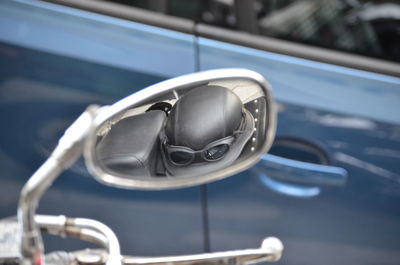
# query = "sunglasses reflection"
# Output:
<box><xmin>95</xmin><ymin>80</ymin><xmax>266</xmax><ymax>179</ymax></box>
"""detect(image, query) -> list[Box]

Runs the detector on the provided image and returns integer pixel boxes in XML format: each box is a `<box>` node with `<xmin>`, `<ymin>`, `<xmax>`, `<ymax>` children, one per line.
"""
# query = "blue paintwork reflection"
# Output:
<box><xmin>200</xmin><ymin>39</ymin><xmax>400</xmax><ymax>84</ymax></box>
<box><xmin>256</xmin><ymin>154</ymin><xmax>348</xmax><ymax>187</ymax></box>
<box><xmin>0</xmin><ymin>0</ymin><xmax>202</xmax><ymax>256</ymax></box>
<box><xmin>256</xmin><ymin>170</ymin><xmax>321</xmax><ymax>198</ymax></box>
<box><xmin>205</xmin><ymin>102</ymin><xmax>400</xmax><ymax>265</ymax></box>
<box><xmin>0</xmin><ymin>44</ymin><xmax>203</xmax><ymax>255</ymax></box>
<box><xmin>0</xmin><ymin>0</ymin><xmax>195</xmax><ymax>77</ymax></box>
<box><xmin>198</xmin><ymin>38</ymin><xmax>400</xmax><ymax>125</ymax></box>
<box><xmin>199</xmin><ymin>33</ymin><xmax>400</xmax><ymax>265</ymax></box>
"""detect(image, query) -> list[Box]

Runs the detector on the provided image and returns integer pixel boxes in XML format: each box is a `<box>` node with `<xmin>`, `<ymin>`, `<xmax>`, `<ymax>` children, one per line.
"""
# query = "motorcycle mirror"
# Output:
<box><xmin>84</xmin><ymin>69</ymin><xmax>276</xmax><ymax>190</ymax></box>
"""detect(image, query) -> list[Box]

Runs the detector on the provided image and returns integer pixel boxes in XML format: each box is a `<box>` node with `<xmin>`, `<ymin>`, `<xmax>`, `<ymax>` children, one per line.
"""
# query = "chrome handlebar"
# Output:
<box><xmin>122</xmin><ymin>237</ymin><xmax>283</xmax><ymax>265</ymax></box>
<box><xmin>66</xmin><ymin>237</ymin><xmax>283</xmax><ymax>265</ymax></box>
<box><xmin>36</xmin><ymin>215</ymin><xmax>283</xmax><ymax>265</ymax></box>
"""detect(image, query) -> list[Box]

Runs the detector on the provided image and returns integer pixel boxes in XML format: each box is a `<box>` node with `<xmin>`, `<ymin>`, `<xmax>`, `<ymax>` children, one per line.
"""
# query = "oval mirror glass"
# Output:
<box><xmin>84</xmin><ymin>69</ymin><xmax>276</xmax><ymax>190</ymax></box>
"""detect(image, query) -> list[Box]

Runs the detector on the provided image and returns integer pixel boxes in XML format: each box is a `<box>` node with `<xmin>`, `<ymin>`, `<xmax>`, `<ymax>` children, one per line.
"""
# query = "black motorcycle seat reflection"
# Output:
<box><xmin>96</xmin><ymin>110</ymin><xmax>166</xmax><ymax>178</ymax></box>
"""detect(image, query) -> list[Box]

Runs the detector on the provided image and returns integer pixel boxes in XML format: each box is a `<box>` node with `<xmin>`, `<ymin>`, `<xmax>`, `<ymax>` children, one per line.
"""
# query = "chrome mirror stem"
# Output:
<box><xmin>18</xmin><ymin>106</ymin><xmax>98</xmax><ymax>265</ymax></box>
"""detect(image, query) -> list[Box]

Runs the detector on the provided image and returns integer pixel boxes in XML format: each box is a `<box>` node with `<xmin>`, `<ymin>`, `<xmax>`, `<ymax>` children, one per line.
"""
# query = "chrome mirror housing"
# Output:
<box><xmin>16</xmin><ymin>68</ymin><xmax>279</xmax><ymax>265</ymax></box>
<box><xmin>83</xmin><ymin>69</ymin><xmax>276</xmax><ymax>190</ymax></box>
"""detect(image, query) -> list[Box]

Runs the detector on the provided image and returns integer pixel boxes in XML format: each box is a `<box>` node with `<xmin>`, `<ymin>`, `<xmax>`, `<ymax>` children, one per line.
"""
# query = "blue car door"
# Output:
<box><xmin>198</xmin><ymin>22</ymin><xmax>400</xmax><ymax>265</ymax></box>
<box><xmin>0</xmin><ymin>0</ymin><xmax>203</xmax><ymax>256</ymax></box>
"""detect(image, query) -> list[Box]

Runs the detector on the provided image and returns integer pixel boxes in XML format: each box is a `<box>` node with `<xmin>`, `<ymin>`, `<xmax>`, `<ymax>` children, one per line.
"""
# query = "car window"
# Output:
<box><xmin>105</xmin><ymin>0</ymin><xmax>400</xmax><ymax>63</ymax></box>
<box><xmin>255</xmin><ymin>0</ymin><xmax>400</xmax><ymax>62</ymax></box>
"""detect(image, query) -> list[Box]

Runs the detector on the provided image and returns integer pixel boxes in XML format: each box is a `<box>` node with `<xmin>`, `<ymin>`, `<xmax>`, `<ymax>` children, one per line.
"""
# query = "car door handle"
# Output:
<box><xmin>254</xmin><ymin>154</ymin><xmax>348</xmax><ymax>187</ymax></box>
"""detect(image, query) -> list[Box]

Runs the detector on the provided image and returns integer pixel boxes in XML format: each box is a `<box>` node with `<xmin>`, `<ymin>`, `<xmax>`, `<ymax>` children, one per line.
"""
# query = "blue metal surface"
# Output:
<box><xmin>205</xmin><ymin>104</ymin><xmax>400</xmax><ymax>265</ymax></box>
<box><xmin>257</xmin><ymin>173</ymin><xmax>322</xmax><ymax>198</ymax></box>
<box><xmin>0</xmin><ymin>0</ymin><xmax>202</xmax><ymax>256</ymax></box>
<box><xmin>251</xmin><ymin>154</ymin><xmax>347</xmax><ymax>198</ymax></box>
<box><xmin>199</xmin><ymin>39</ymin><xmax>400</xmax><ymax>264</ymax></box>
<box><xmin>0</xmin><ymin>0</ymin><xmax>195</xmax><ymax>77</ymax></box>
<box><xmin>255</xmin><ymin>154</ymin><xmax>348</xmax><ymax>186</ymax></box>
<box><xmin>198</xmin><ymin>38</ymin><xmax>400</xmax><ymax>125</ymax></box>
<box><xmin>1</xmin><ymin>0</ymin><xmax>400</xmax><ymax>264</ymax></box>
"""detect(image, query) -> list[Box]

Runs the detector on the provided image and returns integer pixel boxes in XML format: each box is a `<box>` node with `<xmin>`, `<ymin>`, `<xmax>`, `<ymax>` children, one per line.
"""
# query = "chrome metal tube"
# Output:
<box><xmin>35</xmin><ymin>215</ymin><xmax>108</xmax><ymax>248</ymax></box>
<box><xmin>123</xmin><ymin>237</ymin><xmax>283</xmax><ymax>265</ymax></box>
<box><xmin>19</xmin><ymin>157</ymin><xmax>65</xmax><ymax>265</ymax></box>
<box><xmin>70</xmin><ymin>218</ymin><xmax>121</xmax><ymax>265</ymax></box>
<box><xmin>18</xmin><ymin>108</ymin><xmax>97</xmax><ymax>265</ymax></box>
<box><xmin>65</xmin><ymin>227</ymin><xmax>108</xmax><ymax>248</ymax></box>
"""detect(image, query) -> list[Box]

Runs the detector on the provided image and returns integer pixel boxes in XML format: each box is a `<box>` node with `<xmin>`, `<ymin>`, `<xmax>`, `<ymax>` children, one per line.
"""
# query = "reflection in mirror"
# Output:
<box><xmin>94</xmin><ymin>78</ymin><xmax>268</xmax><ymax>181</ymax></box>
